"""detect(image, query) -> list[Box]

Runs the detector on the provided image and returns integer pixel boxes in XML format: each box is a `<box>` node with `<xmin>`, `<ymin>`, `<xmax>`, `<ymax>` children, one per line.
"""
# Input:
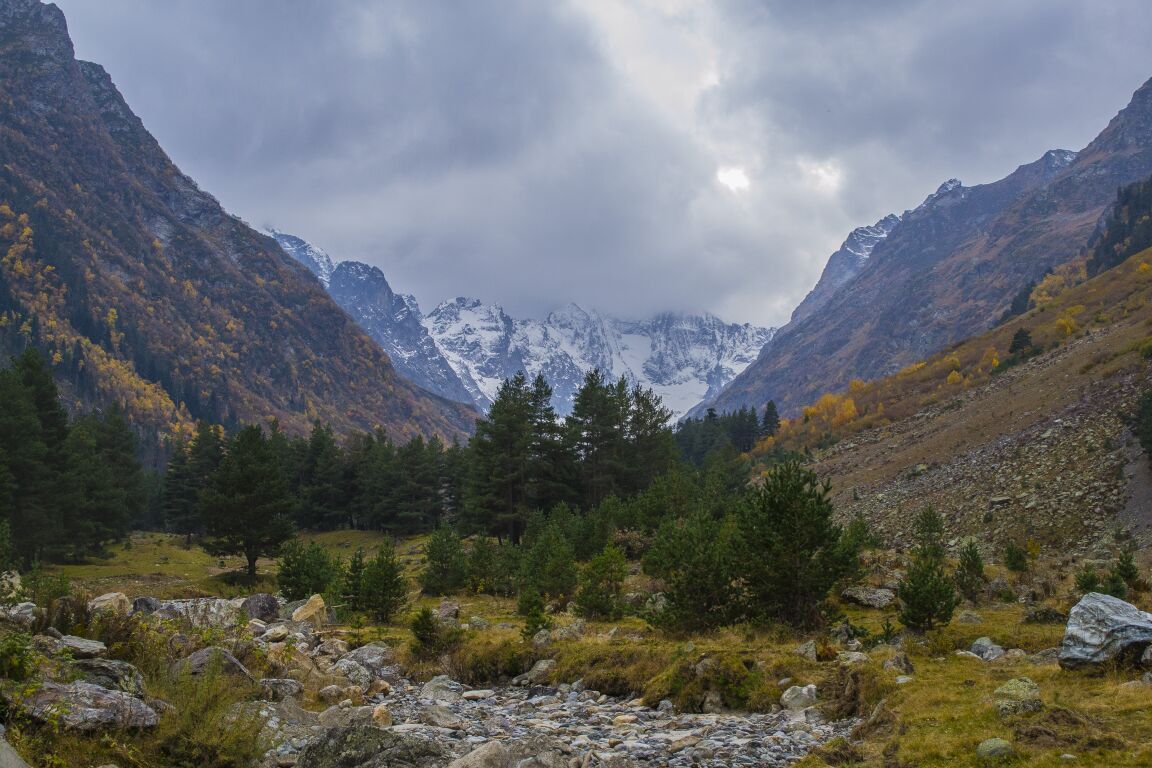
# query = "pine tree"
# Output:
<box><xmin>277</xmin><ymin>539</ymin><xmax>342</xmax><ymax>601</ymax></box>
<box><xmin>466</xmin><ymin>373</ymin><xmax>534</xmax><ymax>542</ymax></box>
<box><xmin>954</xmin><ymin>541</ymin><xmax>986</xmax><ymax>602</ymax></box>
<box><xmin>296</xmin><ymin>422</ymin><xmax>347</xmax><ymax>529</ymax></box>
<box><xmin>573</xmin><ymin>544</ymin><xmax>627</xmax><ymax>619</ymax></box>
<box><xmin>344</xmin><ymin>547</ymin><xmax>367</xmax><ymax>610</ymax></box>
<box><xmin>360</xmin><ymin>542</ymin><xmax>408</xmax><ymax>622</ymax></box>
<box><xmin>761</xmin><ymin>401</ymin><xmax>780</xmax><ymax>437</ymax></box>
<box><xmin>520</xmin><ymin>523</ymin><xmax>577</xmax><ymax>603</ymax></box>
<box><xmin>199</xmin><ymin>425</ymin><xmax>295</xmax><ymax>577</ymax></box>
<box><xmin>736</xmin><ymin>461</ymin><xmax>854</xmax><ymax>627</ymax></box>
<box><xmin>644</xmin><ymin>510</ymin><xmax>742</xmax><ymax>630</ymax></box>
<box><xmin>0</xmin><ymin>364</ymin><xmax>54</xmax><ymax>564</ymax></box>
<box><xmin>565</xmin><ymin>370</ymin><xmax>630</xmax><ymax>508</ymax></box>
<box><xmin>898</xmin><ymin>508</ymin><xmax>960</xmax><ymax>632</ymax></box>
<box><xmin>419</xmin><ymin>526</ymin><xmax>466</xmax><ymax>595</ymax></box>
<box><xmin>627</xmin><ymin>384</ymin><xmax>676</xmax><ymax>492</ymax></box>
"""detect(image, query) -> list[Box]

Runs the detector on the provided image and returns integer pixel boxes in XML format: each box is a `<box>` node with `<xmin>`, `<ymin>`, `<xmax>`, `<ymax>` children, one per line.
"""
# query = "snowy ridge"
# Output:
<box><xmin>269</xmin><ymin>230</ymin><xmax>773</xmax><ymax>419</ymax></box>
<box><xmin>423</xmin><ymin>299</ymin><xmax>775</xmax><ymax>418</ymax></box>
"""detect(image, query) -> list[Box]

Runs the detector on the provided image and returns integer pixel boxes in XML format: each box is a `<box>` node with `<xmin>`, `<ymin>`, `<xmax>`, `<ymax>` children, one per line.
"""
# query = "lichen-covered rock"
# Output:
<box><xmin>1059</xmin><ymin>592</ymin><xmax>1152</xmax><ymax>670</ymax></box>
<box><xmin>512</xmin><ymin>659</ymin><xmax>555</xmax><ymax>686</ymax></box>
<box><xmin>976</xmin><ymin>737</ymin><xmax>1014</xmax><ymax>758</ymax></box>
<box><xmin>420</xmin><ymin>675</ymin><xmax>463</xmax><ymax>703</ymax></box>
<box><xmin>841</xmin><ymin>586</ymin><xmax>896</xmax><ymax>609</ymax></box>
<box><xmin>22</xmin><ymin>682</ymin><xmax>158</xmax><ymax>730</ymax></box>
<box><xmin>341</xmin><ymin>642</ymin><xmax>393</xmax><ymax>674</ymax></box>
<box><xmin>259</xmin><ymin>678</ymin><xmax>304</xmax><ymax>701</ymax></box>
<box><xmin>73</xmin><ymin>658</ymin><xmax>145</xmax><ymax>696</ymax></box>
<box><xmin>1</xmin><ymin>602</ymin><xmax>38</xmax><ymax>628</ymax></box>
<box><xmin>171</xmin><ymin>646</ymin><xmax>252</xmax><ymax>679</ymax></box>
<box><xmin>332</xmin><ymin>658</ymin><xmax>373</xmax><ymax>688</ymax></box>
<box><xmin>780</xmin><ymin>684</ymin><xmax>817</xmax><ymax>711</ymax></box>
<box><xmin>318</xmin><ymin>703</ymin><xmax>375</xmax><ymax>729</ymax></box>
<box><xmin>152</xmin><ymin>598</ymin><xmax>240</xmax><ymax>629</ymax></box>
<box><xmin>87</xmin><ymin>592</ymin><xmax>131</xmax><ymax>616</ymax></box>
<box><xmin>294</xmin><ymin>726</ymin><xmax>448</xmax><ymax>768</ymax></box>
<box><xmin>292</xmin><ymin>594</ymin><xmax>327</xmax><ymax>625</ymax></box>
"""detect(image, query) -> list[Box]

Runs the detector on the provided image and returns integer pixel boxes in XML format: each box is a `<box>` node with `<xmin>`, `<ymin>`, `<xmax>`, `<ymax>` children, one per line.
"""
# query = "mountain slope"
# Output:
<box><xmin>703</xmin><ymin>81</ymin><xmax>1152</xmax><ymax>418</ymax></box>
<box><xmin>0</xmin><ymin>0</ymin><xmax>475</xmax><ymax>440</ymax></box>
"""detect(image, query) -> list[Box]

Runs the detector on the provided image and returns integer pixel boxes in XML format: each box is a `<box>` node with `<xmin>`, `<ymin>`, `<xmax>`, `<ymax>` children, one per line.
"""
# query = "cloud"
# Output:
<box><xmin>54</xmin><ymin>0</ymin><xmax>1152</xmax><ymax>327</ymax></box>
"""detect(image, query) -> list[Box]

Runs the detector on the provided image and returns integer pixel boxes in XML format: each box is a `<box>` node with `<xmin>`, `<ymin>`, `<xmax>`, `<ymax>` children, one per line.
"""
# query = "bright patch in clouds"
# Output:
<box><xmin>716</xmin><ymin>166</ymin><xmax>751</xmax><ymax>192</ymax></box>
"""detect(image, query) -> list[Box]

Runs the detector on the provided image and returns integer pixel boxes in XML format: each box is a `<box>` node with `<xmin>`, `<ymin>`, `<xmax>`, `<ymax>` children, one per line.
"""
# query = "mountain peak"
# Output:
<box><xmin>267</xmin><ymin>228</ymin><xmax>336</xmax><ymax>285</ymax></box>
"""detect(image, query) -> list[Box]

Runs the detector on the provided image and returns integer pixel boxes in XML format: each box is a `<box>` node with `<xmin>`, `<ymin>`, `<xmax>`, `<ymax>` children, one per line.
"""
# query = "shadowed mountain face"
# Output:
<box><xmin>699</xmin><ymin>77</ymin><xmax>1152</xmax><ymax>417</ymax></box>
<box><xmin>0</xmin><ymin>0</ymin><xmax>476</xmax><ymax>440</ymax></box>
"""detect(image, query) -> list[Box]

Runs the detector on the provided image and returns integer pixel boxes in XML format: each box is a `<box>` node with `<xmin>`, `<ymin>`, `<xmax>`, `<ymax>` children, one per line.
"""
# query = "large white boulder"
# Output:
<box><xmin>1059</xmin><ymin>592</ymin><xmax>1152</xmax><ymax>670</ymax></box>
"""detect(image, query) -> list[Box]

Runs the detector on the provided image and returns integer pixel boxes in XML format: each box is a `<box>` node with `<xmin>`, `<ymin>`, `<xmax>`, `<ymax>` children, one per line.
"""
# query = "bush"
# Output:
<box><xmin>1102</xmin><ymin>567</ymin><xmax>1129</xmax><ymax>599</ymax></box>
<box><xmin>954</xmin><ymin>541</ymin><xmax>986</xmax><ymax>602</ymax></box>
<box><xmin>573</xmin><ymin>545</ymin><xmax>627</xmax><ymax>619</ymax></box>
<box><xmin>359</xmin><ymin>542</ymin><xmax>408</xmax><ymax>623</ymax></box>
<box><xmin>151</xmin><ymin>663</ymin><xmax>265</xmax><ymax>768</ymax></box>
<box><xmin>898</xmin><ymin>508</ymin><xmax>959</xmax><ymax>632</ymax></box>
<box><xmin>277</xmin><ymin>540</ymin><xmax>342</xmax><ymax>602</ymax></box>
<box><xmin>419</xmin><ymin>527</ymin><xmax>466</xmax><ymax>596</ymax></box>
<box><xmin>466</xmin><ymin>538</ymin><xmax>520</xmax><ymax>596</ymax></box>
<box><xmin>0</xmin><ymin>633</ymin><xmax>32</xmax><ymax>681</ymax></box>
<box><xmin>1004</xmin><ymin>541</ymin><xmax>1030</xmax><ymax>573</ymax></box>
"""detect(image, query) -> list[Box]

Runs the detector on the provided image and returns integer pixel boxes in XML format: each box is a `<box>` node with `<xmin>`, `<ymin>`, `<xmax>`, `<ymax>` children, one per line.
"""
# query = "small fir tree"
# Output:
<box><xmin>761</xmin><ymin>400</ymin><xmax>780</xmax><ymax>437</ymax></box>
<box><xmin>573</xmin><ymin>544</ymin><xmax>627</xmax><ymax>619</ymax></box>
<box><xmin>519</xmin><ymin>523</ymin><xmax>577</xmax><ymax>604</ymax></box>
<box><xmin>359</xmin><ymin>542</ymin><xmax>408</xmax><ymax>622</ymax></box>
<box><xmin>517</xmin><ymin>588</ymin><xmax>551</xmax><ymax>640</ymax></box>
<box><xmin>344</xmin><ymin>547</ymin><xmax>367</xmax><ymax>611</ymax></box>
<box><xmin>277</xmin><ymin>539</ymin><xmax>342</xmax><ymax>602</ymax></box>
<box><xmin>1075</xmin><ymin>565</ymin><xmax>1101</xmax><ymax>595</ymax></box>
<box><xmin>954</xmin><ymin>541</ymin><xmax>986</xmax><ymax>602</ymax></box>
<box><xmin>1103</xmin><ymin>566</ymin><xmax>1129</xmax><ymax>599</ymax></box>
<box><xmin>1004</xmin><ymin>541</ymin><xmax>1029</xmax><ymax>573</ymax></box>
<box><xmin>1009</xmin><ymin>328</ymin><xmax>1033</xmax><ymax>355</ymax></box>
<box><xmin>898</xmin><ymin>508</ymin><xmax>960</xmax><ymax>632</ymax></box>
<box><xmin>1115</xmin><ymin>545</ymin><xmax>1141</xmax><ymax>590</ymax></box>
<box><xmin>419</xmin><ymin>527</ymin><xmax>467</xmax><ymax>595</ymax></box>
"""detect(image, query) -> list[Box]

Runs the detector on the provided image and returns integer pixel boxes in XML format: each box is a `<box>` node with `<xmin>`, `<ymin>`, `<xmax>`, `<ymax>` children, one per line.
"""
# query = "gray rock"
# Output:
<box><xmin>240</xmin><ymin>593</ymin><xmax>279</xmax><ymax>623</ymax></box>
<box><xmin>0</xmin><ymin>736</ymin><xmax>31</xmax><ymax>768</ymax></box>
<box><xmin>152</xmin><ymin>598</ymin><xmax>240</xmax><ymax>629</ymax></box>
<box><xmin>420</xmin><ymin>674</ymin><xmax>463</xmax><ymax>703</ymax></box>
<box><xmin>58</xmin><ymin>634</ymin><xmax>107</xmax><ymax>659</ymax></box>
<box><xmin>976</xmin><ymin>737</ymin><xmax>1014</xmax><ymax>758</ymax></box>
<box><xmin>1</xmin><ymin>603</ymin><xmax>38</xmax><ymax>629</ymax></box>
<box><xmin>795</xmin><ymin>639</ymin><xmax>818</xmax><ymax>661</ymax></box>
<box><xmin>341</xmin><ymin>642</ymin><xmax>393</xmax><ymax>674</ymax></box>
<box><xmin>780</xmin><ymin>684</ymin><xmax>817</xmax><ymax>711</ymax></box>
<box><xmin>1059</xmin><ymin>592</ymin><xmax>1152</xmax><ymax>670</ymax></box>
<box><xmin>531</xmin><ymin>629</ymin><xmax>551</xmax><ymax>648</ymax></box>
<box><xmin>294</xmin><ymin>726</ymin><xmax>448</xmax><ymax>768</ymax></box>
<box><xmin>87</xmin><ymin>592</ymin><xmax>130</xmax><ymax>616</ymax></box>
<box><xmin>172</xmin><ymin>646</ymin><xmax>252</xmax><ymax>679</ymax></box>
<box><xmin>318</xmin><ymin>703</ymin><xmax>375</xmax><ymax>728</ymax></box>
<box><xmin>259</xmin><ymin>678</ymin><xmax>304</xmax><ymax>701</ymax></box>
<box><xmin>23</xmin><ymin>682</ymin><xmax>157</xmax><ymax>730</ymax></box>
<box><xmin>447</xmin><ymin>736</ymin><xmax>569</xmax><ymax>768</ymax></box>
<box><xmin>643</xmin><ymin>593</ymin><xmax>667</xmax><ymax>616</ymax></box>
<box><xmin>883</xmin><ymin>653</ymin><xmax>914</xmax><ymax>674</ymax></box>
<box><xmin>420</xmin><ymin>704</ymin><xmax>464</xmax><ymax>729</ymax></box>
<box><xmin>130</xmin><ymin>596</ymin><xmax>160</xmax><ymax>615</ymax></box>
<box><xmin>971</xmin><ymin>637</ymin><xmax>1005</xmax><ymax>661</ymax></box>
<box><xmin>333</xmin><ymin>658</ymin><xmax>373</xmax><ymax>688</ymax></box>
<box><xmin>512</xmin><ymin>659</ymin><xmax>555</xmax><ymax>686</ymax></box>
<box><xmin>72</xmin><ymin>658</ymin><xmax>145</xmax><ymax>696</ymax></box>
<box><xmin>956</xmin><ymin>610</ymin><xmax>984</xmax><ymax>624</ymax></box>
<box><xmin>437</xmin><ymin>600</ymin><xmax>460</xmax><ymax>622</ymax></box>
<box><xmin>841</xmin><ymin>586</ymin><xmax>896</xmax><ymax>609</ymax></box>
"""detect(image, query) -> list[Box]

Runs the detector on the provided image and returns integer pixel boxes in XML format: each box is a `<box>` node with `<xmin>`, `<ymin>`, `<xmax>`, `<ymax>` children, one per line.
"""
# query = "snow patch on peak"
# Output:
<box><xmin>267</xmin><ymin>228</ymin><xmax>335</xmax><ymax>286</ymax></box>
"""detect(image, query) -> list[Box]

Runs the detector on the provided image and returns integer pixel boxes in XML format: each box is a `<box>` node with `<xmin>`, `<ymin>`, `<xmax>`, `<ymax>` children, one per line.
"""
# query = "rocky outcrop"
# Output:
<box><xmin>21</xmin><ymin>682</ymin><xmax>158</xmax><ymax>730</ymax></box>
<box><xmin>294</xmin><ymin>726</ymin><xmax>448</xmax><ymax>768</ymax></box>
<box><xmin>1059</xmin><ymin>592</ymin><xmax>1152</xmax><ymax>669</ymax></box>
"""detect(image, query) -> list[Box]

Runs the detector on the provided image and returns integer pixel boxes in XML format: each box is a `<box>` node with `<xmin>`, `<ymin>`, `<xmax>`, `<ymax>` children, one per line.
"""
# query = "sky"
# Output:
<box><xmin>54</xmin><ymin>0</ymin><xmax>1152</xmax><ymax>328</ymax></box>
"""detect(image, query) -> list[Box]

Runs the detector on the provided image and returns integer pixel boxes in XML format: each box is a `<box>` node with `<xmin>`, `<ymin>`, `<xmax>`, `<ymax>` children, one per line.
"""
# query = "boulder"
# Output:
<box><xmin>259</xmin><ymin>678</ymin><xmax>304</xmax><ymax>701</ymax></box>
<box><xmin>420</xmin><ymin>704</ymin><xmax>464</xmax><ymax>729</ymax></box>
<box><xmin>976</xmin><ymin>738</ymin><xmax>1014</xmax><ymax>759</ymax></box>
<box><xmin>318</xmin><ymin>684</ymin><xmax>345</xmax><ymax>704</ymax></box>
<box><xmin>171</xmin><ymin>646</ymin><xmax>252</xmax><ymax>679</ymax></box>
<box><xmin>152</xmin><ymin>598</ymin><xmax>240</xmax><ymax>629</ymax></box>
<box><xmin>87</xmin><ymin>592</ymin><xmax>131</xmax><ymax>616</ymax></box>
<box><xmin>372</xmin><ymin>703</ymin><xmax>393</xmax><ymax>728</ymax></box>
<box><xmin>437</xmin><ymin>600</ymin><xmax>460</xmax><ymax>622</ymax></box>
<box><xmin>841</xmin><ymin>586</ymin><xmax>896</xmax><ymax>610</ymax></box>
<box><xmin>73</xmin><ymin>658</ymin><xmax>145</xmax><ymax>696</ymax></box>
<box><xmin>512</xmin><ymin>659</ymin><xmax>555</xmax><ymax>687</ymax></box>
<box><xmin>130</xmin><ymin>596</ymin><xmax>160</xmax><ymax>615</ymax></box>
<box><xmin>332</xmin><ymin>658</ymin><xmax>373</xmax><ymax>688</ymax></box>
<box><xmin>1059</xmin><ymin>592</ymin><xmax>1152</xmax><ymax>670</ymax></box>
<box><xmin>552</xmin><ymin>619</ymin><xmax>585</xmax><ymax>641</ymax></box>
<box><xmin>530</xmin><ymin>629</ymin><xmax>551</xmax><ymax>649</ymax></box>
<box><xmin>1</xmin><ymin>602</ymin><xmax>38</xmax><ymax>629</ymax></box>
<box><xmin>262</xmin><ymin>624</ymin><xmax>290</xmax><ymax>642</ymax></box>
<box><xmin>294</xmin><ymin>726</ymin><xmax>448</xmax><ymax>768</ymax></box>
<box><xmin>318</xmin><ymin>703</ymin><xmax>375</xmax><ymax>729</ymax></box>
<box><xmin>993</xmin><ymin>677</ymin><xmax>1042</xmax><ymax>717</ymax></box>
<box><xmin>22</xmin><ymin>682</ymin><xmax>158</xmax><ymax>730</ymax></box>
<box><xmin>420</xmin><ymin>675</ymin><xmax>463</xmax><ymax>703</ymax></box>
<box><xmin>240</xmin><ymin>593</ymin><xmax>279</xmax><ymax>623</ymax></box>
<box><xmin>58</xmin><ymin>634</ymin><xmax>107</xmax><ymax>659</ymax></box>
<box><xmin>971</xmin><ymin>637</ymin><xmax>1005</xmax><ymax>662</ymax></box>
<box><xmin>780</xmin><ymin>684</ymin><xmax>817</xmax><ymax>711</ymax></box>
<box><xmin>292</xmin><ymin>594</ymin><xmax>327</xmax><ymax>626</ymax></box>
<box><xmin>342</xmin><ymin>642</ymin><xmax>394</xmax><ymax>674</ymax></box>
<box><xmin>447</xmin><ymin>737</ymin><xmax>569</xmax><ymax>768</ymax></box>
<box><xmin>794</xmin><ymin>639</ymin><xmax>818</xmax><ymax>662</ymax></box>
<box><xmin>461</xmin><ymin>689</ymin><xmax>494</xmax><ymax>701</ymax></box>
<box><xmin>883</xmin><ymin>653</ymin><xmax>914</xmax><ymax>675</ymax></box>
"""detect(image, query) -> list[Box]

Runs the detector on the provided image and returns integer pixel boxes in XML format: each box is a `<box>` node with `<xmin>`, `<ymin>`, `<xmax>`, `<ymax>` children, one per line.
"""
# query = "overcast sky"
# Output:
<box><xmin>54</xmin><ymin>0</ymin><xmax>1152</xmax><ymax>327</ymax></box>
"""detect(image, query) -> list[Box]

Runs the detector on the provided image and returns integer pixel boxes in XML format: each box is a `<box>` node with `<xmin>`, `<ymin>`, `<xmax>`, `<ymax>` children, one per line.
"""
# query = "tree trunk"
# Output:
<box><xmin>246</xmin><ymin>551</ymin><xmax>258</xmax><ymax>578</ymax></box>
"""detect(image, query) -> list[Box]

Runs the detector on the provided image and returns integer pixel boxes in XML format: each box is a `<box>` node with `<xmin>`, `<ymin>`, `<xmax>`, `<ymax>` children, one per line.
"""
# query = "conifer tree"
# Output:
<box><xmin>573</xmin><ymin>544</ymin><xmax>627</xmax><ymax>619</ymax></box>
<box><xmin>761</xmin><ymin>401</ymin><xmax>780</xmax><ymax>437</ymax></box>
<box><xmin>419</xmin><ymin>526</ymin><xmax>466</xmax><ymax>595</ymax></box>
<box><xmin>466</xmin><ymin>373</ymin><xmax>533</xmax><ymax>542</ymax></box>
<box><xmin>296</xmin><ymin>421</ymin><xmax>347</xmax><ymax>529</ymax></box>
<box><xmin>954</xmin><ymin>540</ymin><xmax>986</xmax><ymax>602</ymax></box>
<box><xmin>199</xmin><ymin>425</ymin><xmax>295</xmax><ymax>577</ymax></box>
<box><xmin>360</xmin><ymin>541</ymin><xmax>408</xmax><ymax>622</ymax></box>
<box><xmin>898</xmin><ymin>508</ymin><xmax>960</xmax><ymax>632</ymax></box>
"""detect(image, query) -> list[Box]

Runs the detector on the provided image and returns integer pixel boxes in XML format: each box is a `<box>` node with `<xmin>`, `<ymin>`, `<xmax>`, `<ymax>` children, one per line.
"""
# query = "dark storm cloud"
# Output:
<box><xmin>53</xmin><ymin>0</ymin><xmax>1152</xmax><ymax>326</ymax></box>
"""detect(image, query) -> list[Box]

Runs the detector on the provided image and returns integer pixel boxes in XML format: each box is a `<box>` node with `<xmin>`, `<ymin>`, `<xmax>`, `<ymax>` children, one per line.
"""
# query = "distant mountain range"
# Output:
<box><xmin>268</xmin><ymin>232</ymin><xmax>774</xmax><ymax>419</ymax></box>
<box><xmin>0</xmin><ymin>0</ymin><xmax>476</xmax><ymax>441</ymax></box>
<box><xmin>696</xmin><ymin>75</ymin><xmax>1152</xmax><ymax>417</ymax></box>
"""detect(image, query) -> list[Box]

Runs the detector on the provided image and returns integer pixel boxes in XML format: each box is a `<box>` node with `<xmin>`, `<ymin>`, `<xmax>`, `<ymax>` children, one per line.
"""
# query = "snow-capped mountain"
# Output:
<box><xmin>423</xmin><ymin>298</ymin><xmax>775</xmax><ymax>418</ymax></box>
<box><xmin>268</xmin><ymin>231</ymin><xmax>774</xmax><ymax>419</ymax></box>
<box><xmin>267</xmin><ymin>228</ymin><xmax>335</xmax><ymax>285</ymax></box>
